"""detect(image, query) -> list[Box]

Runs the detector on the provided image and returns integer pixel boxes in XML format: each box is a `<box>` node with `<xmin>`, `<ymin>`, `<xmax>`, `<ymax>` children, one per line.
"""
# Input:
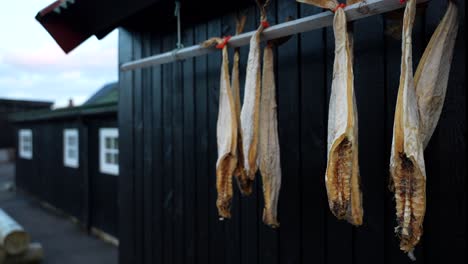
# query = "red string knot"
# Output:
<box><xmin>332</xmin><ymin>3</ymin><xmax>347</xmax><ymax>13</ymax></box>
<box><xmin>216</xmin><ymin>36</ymin><xmax>232</xmax><ymax>49</ymax></box>
<box><xmin>261</xmin><ymin>20</ymin><xmax>270</xmax><ymax>29</ymax></box>
<box><xmin>400</xmin><ymin>0</ymin><xmax>407</xmax><ymax>4</ymax></box>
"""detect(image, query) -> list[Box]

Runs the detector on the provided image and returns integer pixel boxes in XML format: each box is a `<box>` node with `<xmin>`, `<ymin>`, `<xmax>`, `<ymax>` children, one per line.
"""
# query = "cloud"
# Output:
<box><xmin>0</xmin><ymin>1</ymin><xmax>118</xmax><ymax>108</ymax></box>
<box><xmin>0</xmin><ymin>30</ymin><xmax>118</xmax><ymax>108</ymax></box>
<box><xmin>2</xmin><ymin>43</ymin><xmax>117</xmax><ymax>74</ymax></box>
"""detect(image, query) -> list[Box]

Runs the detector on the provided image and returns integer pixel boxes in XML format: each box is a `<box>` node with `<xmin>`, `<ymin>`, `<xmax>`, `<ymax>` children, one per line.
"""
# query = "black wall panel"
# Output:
<box><xmin>119</xmin><ymin>1</ymin><xmax>466</xmax><ymax>263</ymax></box>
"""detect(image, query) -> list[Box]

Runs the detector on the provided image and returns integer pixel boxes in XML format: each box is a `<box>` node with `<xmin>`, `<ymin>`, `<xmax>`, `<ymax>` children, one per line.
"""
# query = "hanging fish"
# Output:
<box><xmin>258</xmin><ymin>42</ymin><xmax>281</xmax><ymax>228</ymax></box>
<box><xmin>240</xmin><ymin>0</ymin><xmax>271</xmax><ymax>192</ymax></box>
<box><xmin>202</xmin><ymin>36</ymin><xmax>238</xmax><ymax>219</ymax></box>
<box><xmin>389</xmin><ymin>0</ymin><xmax>426</xmax><ymax>255</ymax></box>
<box><xmin>415</xmin><ymin>0</ymin><xmax>459</xmax><ymax>148</ymax></box>
<box><xmin>231</xmin><ymin>15</ymin><xmax>251</xmax><ymax>196</ymax></box>
<box><xmin>298</xmin><ymin>0</ymin><xmax>363</xmax><ymax>226</ymax></box>
<box><xmin>258</xmin><ymin>17</ymin><xmax>292</xmax><ymax>229</ymax></box>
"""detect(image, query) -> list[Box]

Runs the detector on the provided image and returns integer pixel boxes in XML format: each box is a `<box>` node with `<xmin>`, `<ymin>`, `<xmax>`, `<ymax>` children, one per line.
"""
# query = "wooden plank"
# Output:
<box><xmin>81</xmin><ymin>123</ymin><xmax>90</xmax><ymax>230</ymax></box>
<box><xmin>162</xmin><ymin>33</ymin><xmax>175</xmax><ymax>264</ymax></box>
<box><xmin>239</xmin><ymin>6</ymin><xmax>259</xmax><ymax>264</ymax></box>
<box><xmin>207</xmin><ymin>17</ymin><xmax>226</xmax><ymax>264</ymax></box>
<box><xmin>150</xmin><ymin>32</ymin><xmax>164</xmax><ymax>264</ymax></box>
<box><xmin>118</xmin><ymin>27</ymin><xmax>135</xmax><ymax>264</ymax></box>
<box><xmin>352</xmin><ymin>13</ymin><xmax>386</xmax><ymax>264</ymax></box>
<box><xmin>173</xmin><ymin>40</ymin><xmax>185</xmax><ymax>264</ymax></box>
<box><xmin>141</xmin><ymin>31</ymin><xmax>153</xmax><ymax>264</ymax></box>
<box><xmin>299</xmin><ymin>3</ymin><xmax>327</xmax><ymax>264</ymax></box>
<box><xmin>121</xmin><ymin>0</ymin><xmax>429</xmax><ymax>71</ymax></box>
<box><xmin>132</xmin><ymin>31</ymin><xmax>144</xmax><ymax>264</ymax></box>
<box><xmin>194</xmin><ymin>23</ymin><xmax>210</xmax><ymax>264</ymax></box>
<box><xmin>420</xmin><ymin>3</ymin><xmax>443</xmax><ymax>262</ymax></box>
<box><xmin>277</xmin><ymin>0</ymin><xmax>302</xmax><ymax>263</ymax></box>
<box><xmin>324</xmin><ymin>17</ymin><xmax>353</xmax><ymax>264</ymax></box>
<box><xmin>182</xmin><ymin>27</ymin><xmax>197</xmax><ymax>264</ymax></box>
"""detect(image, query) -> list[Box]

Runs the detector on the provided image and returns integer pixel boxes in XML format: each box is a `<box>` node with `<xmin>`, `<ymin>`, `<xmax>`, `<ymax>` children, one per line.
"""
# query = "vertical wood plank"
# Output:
<box><xmin>299</xmin><ymin>3</ymin><xmax>327</xmax><ymax>264</ymax></box>
<box><xmin>182</xmin><ymin>27</ymin><xmax>197</xmax><ymax>264</ymax></box>
<box><xmin>142</xmin><ymin>31</ymin><xmax>154</xmax><ymax>264</ymax></box>
<box><xmin>276</xmin><ymin>0</ymin><xmax>302</xmax><ymax>263</ymax></box>
<box><xmin>118</xmin><ymin>27</ymin><xmax>135</xmax><ymax>264</ymax></box>
<box><xmin>173</xmin><ymin>50</ymin><xmax>185</xmax><ymax>264</ymax></box>
<box><xmin>194</xmin><ymin>23</ymin><xmax>210</xmax><ymax>264</ymax></box>
<box><xmin>150</xmin><ymin>32</ymin><xmax>164</xmax><ymax>264</ymax></box>
<box><xmin>133</xmin><ymin>31</ymin><xmax>145</xmax><ymax>264</ymax></box>
<box><xmin>162</xmin><ymin>33</ymin><xmax>175</xmax><ymax>264</ymax></box>
<box><xmin>352</xmin><ymin>14</ymin><xmax>386</xmax><ymax>264</ymax></box>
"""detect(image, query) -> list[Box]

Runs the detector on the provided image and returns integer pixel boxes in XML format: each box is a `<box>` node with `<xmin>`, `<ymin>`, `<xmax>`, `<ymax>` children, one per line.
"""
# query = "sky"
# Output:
<box><xmin>0</xmin><ymin>1</ymin><xmax>118</xmax><ymax>108</ymax></box>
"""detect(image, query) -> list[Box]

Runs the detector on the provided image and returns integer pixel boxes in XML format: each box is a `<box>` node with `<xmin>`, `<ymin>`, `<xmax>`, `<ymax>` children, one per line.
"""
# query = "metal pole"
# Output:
<box><xmin>120</xmin><ymin>0</ymin><xmax>428</xmax><ymax>71</ymax></box>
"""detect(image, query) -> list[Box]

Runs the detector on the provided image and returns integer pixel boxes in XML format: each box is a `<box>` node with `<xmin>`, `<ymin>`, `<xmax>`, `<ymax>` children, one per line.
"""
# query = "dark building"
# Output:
<box><xmin>35</xmin><ymin>1</ymin><xmax>466</xmax><ymax>264</ymax></box>
<box><xmin>11</xmin><ymin>83</ymin><xmax>119</xmax><ymax>238</ymax></box>
<box><xmin>0</xmin><ymin>99</ymin><xmax>52</xmax><ymax>163</ymax></box>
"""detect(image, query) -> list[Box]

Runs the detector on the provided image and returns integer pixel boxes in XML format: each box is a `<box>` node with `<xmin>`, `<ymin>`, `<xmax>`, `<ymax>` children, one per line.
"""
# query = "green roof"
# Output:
<box><xmin>9</xmin><ymin>82</ymin><xmax>118</xmax><ymax>122</ymax></box>
<box><xmin>83</xmin><ymin>82</ymin><xmax>118</xmax><ymax>105</ymax></box>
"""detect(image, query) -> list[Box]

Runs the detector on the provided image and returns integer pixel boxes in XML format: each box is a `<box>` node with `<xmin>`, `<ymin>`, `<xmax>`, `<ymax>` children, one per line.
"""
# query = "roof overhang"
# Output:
<box><xmin>36</xmin><ymin>0</ymin><xmax>253</xmax><ymax>53</ymax></box>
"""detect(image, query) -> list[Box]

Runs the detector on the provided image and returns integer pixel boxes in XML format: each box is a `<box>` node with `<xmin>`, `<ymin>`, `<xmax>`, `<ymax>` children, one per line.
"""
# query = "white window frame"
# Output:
<box><xmin>18</xmin><ymin>129</ymin><xmax>33</xmax><ymax>159</ymax></box>
<box><xmin>64</xmin><ymin>129</ymin><xmax>79</xmax><ymax>168</ymax></box>
<box><xmin>99</xmin><ymin>128</ymin><xmax>119</xmax><ymax>176</ymax></box>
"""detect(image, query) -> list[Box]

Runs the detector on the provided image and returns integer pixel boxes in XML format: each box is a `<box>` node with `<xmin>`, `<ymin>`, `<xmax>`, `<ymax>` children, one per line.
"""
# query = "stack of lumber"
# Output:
<box><xmin>0</xmin><ymin>209</ymin><xmax>43</xmax><ymax>264</ymax></box>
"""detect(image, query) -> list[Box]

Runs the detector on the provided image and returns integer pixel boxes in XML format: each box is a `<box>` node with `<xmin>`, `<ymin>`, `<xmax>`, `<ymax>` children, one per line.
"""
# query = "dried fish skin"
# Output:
<box><xmin>216</xmin><ymin>45</ymin><xmax>238</xmax><ymax>219</ymax></box>
<box><xmin>325</xmin><ymin>7</ymin><xmax>363</xmax><ymax>226</ymax></box>
<box><xmin>240</xmin><ymin>24</ymin><xmax>266</xmax><ymax>185</ymax></box>
<box><xmin>232</xmin><ymin>16</ymin><xmax>251</xmax><ymax>196</ymax></box>
<box><xmin>258</xmin><ymin>44</ymin><xmax>281</xmax><ymax>228</ymax></box>
<box><xmin>390</xmin><ymin>0</ymin><xmax>426</xmax><ymax>253</ymax></box>
<box><xmin>414</xmin><ymin>1</ymin><xmax>459</xmax><ymax>148</ymax></box>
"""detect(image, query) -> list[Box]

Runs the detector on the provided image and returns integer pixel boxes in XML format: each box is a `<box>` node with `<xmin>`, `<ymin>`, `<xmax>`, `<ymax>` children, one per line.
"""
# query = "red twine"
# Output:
<box><xmin>400</xmin><ymin>0</ymin><xmax>407</xmax><ymax>4</ymax></box>
<box><xmin>216</xmin><ymin>36</ymin><xmax>232</xmax><ymax>49</ymax></box>
<box><xmin>261</xmin><ymin>20</ymin><xmax>270</xmax><ymax>28</ymax></box>
<box><xmin>332</xmin><ymin>3</ymin><xmax>347</xmax><ymax>12</ymax></box>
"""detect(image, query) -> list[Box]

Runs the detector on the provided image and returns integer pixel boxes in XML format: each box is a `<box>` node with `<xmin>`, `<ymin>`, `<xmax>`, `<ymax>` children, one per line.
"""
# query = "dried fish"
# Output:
<box><xmin>415</xmin><ymin>0</ymin><xmax>459</xmax><ymax>148</ymax></box>
<box><xmin>299</xmin><ymin>0</ymin><xmax>363</xmax><ymax>226</ymax></box>
<box><xmin>257</xmin><ymin>16</ymin><xmax>292</xmax><ymax>229</ymax></box>
<box><xmin>232</xmin><ymin>15</ymin><xmax>252</xmax><ymax>196</ymax></box>
<box><xmin>203</xmin><ymin>37</ymin><xmax>238</xmax><ymax>219</ymax></box>
<box><xmin>258</xmin><ymin>43</ymin><xmax>281</xmax><ymax>228</ymax></box>
<box><xmin>390</xmin><ymin>0</ymin><xmax>426</xmax><ymax>253</ymax></box>
<box><xmin>240</xmin><ymin>0</ymin><xmax>271</xmax><ymax>189</ymax></box>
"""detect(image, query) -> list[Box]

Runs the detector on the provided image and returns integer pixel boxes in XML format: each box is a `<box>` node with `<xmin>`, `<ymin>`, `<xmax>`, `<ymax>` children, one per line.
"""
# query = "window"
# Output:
<box><xmin>100</xmin><ymin>128</ymin><xmax>119</xmax><ymax>175</ymax></box>
<box><xmin>64</xmin><ymin>129</ymin><xmax>79</xmax><ymax>168</ymax></box>
<box><xmin>18</xmin><ymin>129</ymin><xmax>33</xmax><ymax>159</ymax></box>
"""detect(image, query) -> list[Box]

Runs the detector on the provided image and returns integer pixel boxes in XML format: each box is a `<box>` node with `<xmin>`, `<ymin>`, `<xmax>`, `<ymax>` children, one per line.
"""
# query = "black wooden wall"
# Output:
<box><xmin>15</xmin><ymin>114</ymin><xmax>118</xmax><ymax>237</ymax></box>
<box><xmin>0</xmin><ymin>100</ymin><xmax>51</xmax><ymax>149</ymax></box>
<box><xmin>118</xmin><ymin>0</ymin><xmax>466</xmax><ymax>263</ymax></box>
<box><xmin>88</xmin><ymin>117</ymin><xmax>120</xmax><ymax>236</ymax></box>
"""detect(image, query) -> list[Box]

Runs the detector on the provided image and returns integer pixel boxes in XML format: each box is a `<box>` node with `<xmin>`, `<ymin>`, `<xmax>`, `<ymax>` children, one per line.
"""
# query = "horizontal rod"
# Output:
<box><xmin>120</xmin><ymin>0</ymin><xmax>427</xmax><ymax>71</ymax></box>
